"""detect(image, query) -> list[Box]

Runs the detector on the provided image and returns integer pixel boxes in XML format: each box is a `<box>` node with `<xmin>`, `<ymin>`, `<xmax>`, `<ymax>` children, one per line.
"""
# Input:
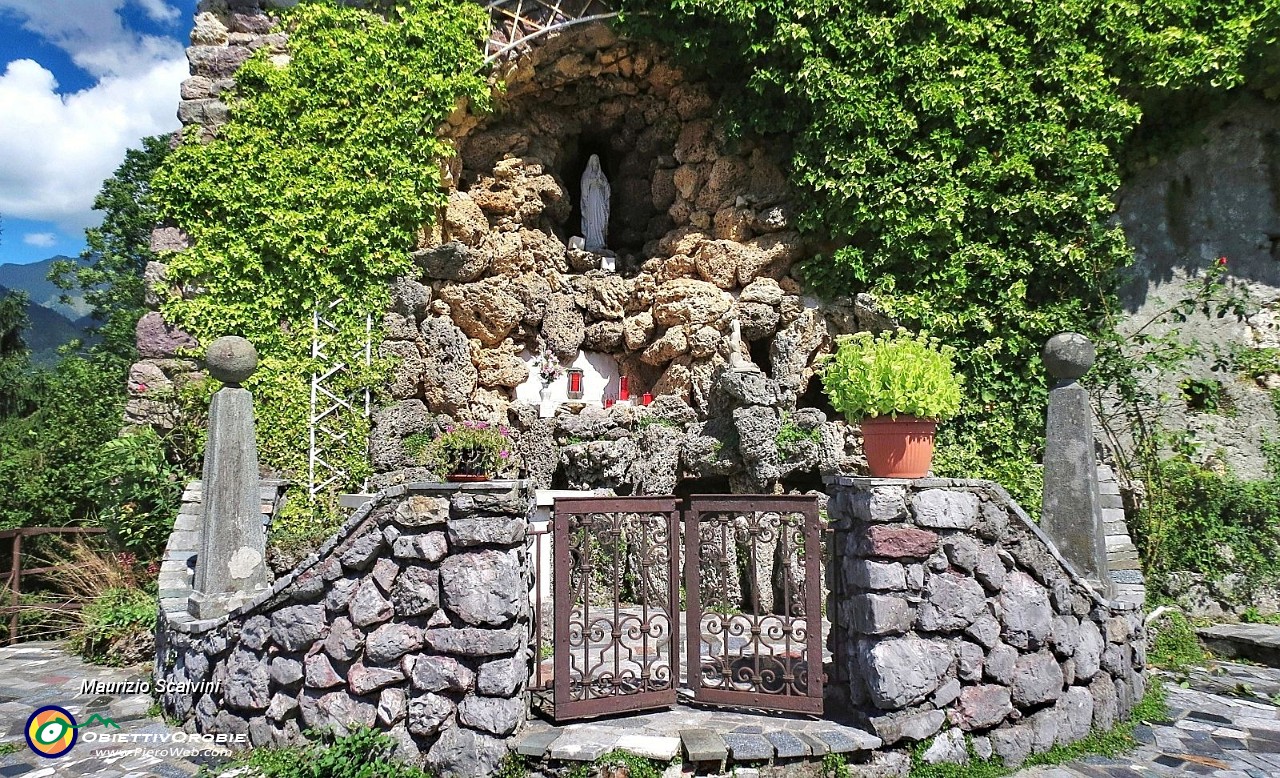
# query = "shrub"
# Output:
<box><xmin>1147</xmin><ymin>610</ymin><xmax>1207</xmax><ymax>671</ymax></box>
<box><xmin>1136</xmin><ymin>456</ymin><xmax>1280</xmax><ymax>582</ymax></box>
<box><xmin>89</xmin><ymin>428</ymin><xmax>184</xmax><ymax>557</ymax></box>
<box><xmin>0</xmin><ymin>354</ymin><xmax>132</xmax><ymax>528</ymax></box>
<box><xmin>70</xmin><ymin>586</ymin><xmax>157</xmax><ymax>666</ymax></box>
<box><xmin>776</xmin><ymin>412</ymin><xmax>822</xmax><ymax>453</ymax></box>
<box><xmin>1233</xmin><ymin>346</ymin><xmax>1280</xmax><ymax>383</ymax></box>
<box><xmin>416</xmin><ymin>421</ymin><xmax>514</xmax><ymax>477</ymax></box>
<box><xmin>51</xmin><ymin>543</ymin><xmax>157</xmax><ymax>665</ymax></box>
<box><xmin>820</xmin><ymin>330</ymin><xmax>964</xmax><ymax>422</ymax></box>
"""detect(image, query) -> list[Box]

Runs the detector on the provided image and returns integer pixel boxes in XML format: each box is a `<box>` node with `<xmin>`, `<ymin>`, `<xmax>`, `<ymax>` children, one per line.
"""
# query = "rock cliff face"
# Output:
<box><xmin>1115</xmin><ymin>95</ymin><xmax>1280</xmax><ymax>479</ymax></box>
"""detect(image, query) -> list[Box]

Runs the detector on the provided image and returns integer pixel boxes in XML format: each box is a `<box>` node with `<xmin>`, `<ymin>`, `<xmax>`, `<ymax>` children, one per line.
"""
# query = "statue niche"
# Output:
<box><xmin>580</xmin><ymin>153</ymin><xmax>610</xmax><ymax>252</ymax></box>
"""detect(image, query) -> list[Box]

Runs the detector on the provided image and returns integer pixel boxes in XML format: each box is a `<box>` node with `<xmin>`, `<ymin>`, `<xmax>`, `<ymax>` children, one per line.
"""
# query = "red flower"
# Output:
<box><xmin>1218</xmin><ymin>256</ymin><xmax>1228</xmax><ymax>266</ymax></box>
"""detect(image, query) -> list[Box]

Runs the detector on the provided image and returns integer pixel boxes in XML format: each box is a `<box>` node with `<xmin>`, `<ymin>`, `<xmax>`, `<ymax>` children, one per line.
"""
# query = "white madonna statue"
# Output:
<box><xmin>580</xmin><ymin>154</ymin><xmax>611</xmax><ymax>253</ymax></box>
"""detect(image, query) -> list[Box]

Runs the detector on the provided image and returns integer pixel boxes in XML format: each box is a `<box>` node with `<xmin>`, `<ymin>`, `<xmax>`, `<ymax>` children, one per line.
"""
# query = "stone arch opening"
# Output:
<box><xmin>561</xmin><ymin>132</ymin><xmax>629</xmax><ymax>252</ymax></box>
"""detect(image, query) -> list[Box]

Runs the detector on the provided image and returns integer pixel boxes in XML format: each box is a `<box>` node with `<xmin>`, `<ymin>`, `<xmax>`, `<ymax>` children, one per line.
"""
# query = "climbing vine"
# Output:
<box><xmin>151</xmin><ymin>0</ymin><xmax>1280</xmax><ymax>529</ymax></box>
<box><xmin>151</xmin><ymin>1</ymin><xmax>490</xmax><ymax>535</ymax></box>
<box><xmin>621</xmin><ymin>0</ymin><xmax>1280</xmax><ymax>498</ymax></box>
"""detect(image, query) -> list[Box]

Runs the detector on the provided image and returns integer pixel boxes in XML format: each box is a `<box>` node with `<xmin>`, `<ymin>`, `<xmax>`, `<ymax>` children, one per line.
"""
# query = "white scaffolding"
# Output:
<box><xmin>308</xmin><ymin>299</ymin><xmax>372</xmax><ymax>501</ymax></box>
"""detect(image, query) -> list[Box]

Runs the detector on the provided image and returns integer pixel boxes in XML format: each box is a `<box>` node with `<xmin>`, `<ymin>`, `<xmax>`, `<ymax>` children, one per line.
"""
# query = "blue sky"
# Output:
<box><xmin>0</xmin><ymin>0</ymin><xmax>196</xmax><ymax>265</ymax></box>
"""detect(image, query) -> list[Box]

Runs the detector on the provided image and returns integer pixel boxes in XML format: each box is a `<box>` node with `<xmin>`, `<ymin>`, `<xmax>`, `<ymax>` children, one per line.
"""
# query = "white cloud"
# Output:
<box><xmin>131</xmin><ymin>0</ymin><xmax>181</xmax><ymax>24</ymax></box>
<box><xmin>0</xmin><ymin>56</ymin><xmax>187</xmax><ymax>233</ymax></box>
<box><xmin>22</xmin><ymin>232</ymin><xmax>57</xmax><ymax>247</ymax></box>
<box><xmin>0</xmin><ymin>0</ymin><xmax>184</xmax><ymax>79</ymax></box>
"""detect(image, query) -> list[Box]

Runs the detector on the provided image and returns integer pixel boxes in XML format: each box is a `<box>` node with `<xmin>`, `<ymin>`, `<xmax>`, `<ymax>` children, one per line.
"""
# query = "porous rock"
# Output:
<box><xmin>440</xmin><ymin>550</ymin><xmax>523</xmax><ymax>626</ymax></box>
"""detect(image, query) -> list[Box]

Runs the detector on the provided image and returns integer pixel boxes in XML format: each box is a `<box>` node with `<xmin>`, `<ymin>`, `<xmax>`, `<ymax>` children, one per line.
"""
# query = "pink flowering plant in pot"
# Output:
<box><xmin>422</xmin><ymin>421</ymin><xmax>514</xmax><ymax>481</ymax></box>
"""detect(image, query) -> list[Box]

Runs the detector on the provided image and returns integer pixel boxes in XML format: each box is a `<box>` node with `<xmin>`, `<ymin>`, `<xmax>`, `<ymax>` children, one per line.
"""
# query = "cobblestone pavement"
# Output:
<box><xmin>0</xmin><ymin>643</ymin><xmax>1278</xmax><ymax>776</ymax></box>
<box><xmin>0</xmin><ymin>642</ymin><xmax>229</xmax><ymax>777</ymax></box>
<box><xmin>1013</xmin><ymin>664</ymin><xmax>1280</xmax><ymax>778</ymax></box>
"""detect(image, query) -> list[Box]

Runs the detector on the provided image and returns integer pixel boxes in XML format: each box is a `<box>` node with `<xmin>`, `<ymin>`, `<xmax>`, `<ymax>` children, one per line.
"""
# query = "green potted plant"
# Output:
<box><xmin>820</xmin><ymin>329</ymin><xmax>963</xmax><ymax>478</ymax></box>
<box><xmin>421</xmin><ymin>421</ymin><xmax>513</xmax><ymax>482</ymax></box>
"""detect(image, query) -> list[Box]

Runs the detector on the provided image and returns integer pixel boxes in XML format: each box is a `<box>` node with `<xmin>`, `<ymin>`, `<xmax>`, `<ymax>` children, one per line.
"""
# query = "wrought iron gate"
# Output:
<box><xmin>685</xmin><ymin>496</ymin><xmax>823</xmax><ymax>713</ymax></box>
<box><xmin>553</xmin><ymin>497</ymin><xmax>680</xmax><ymax>720</ymax></box>
<box><xmin>551</xmin><ymin>494</ymin><xmax>823</xmax><ymax>721</ymax></box>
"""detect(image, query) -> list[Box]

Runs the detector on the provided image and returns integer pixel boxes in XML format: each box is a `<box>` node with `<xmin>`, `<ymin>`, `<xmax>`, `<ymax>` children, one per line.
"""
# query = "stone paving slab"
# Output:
<box><xmin>723</xmin><ymin>733</ymin><xmax>772</xmax><ymax>761</ymax></box>
<box><xmin>1007</xmin><ymin>663</ymin><xmax>1280</xmax><ymax>778</ymax></box>
<box><xmin>679</xmin><ymin>728</ymin><xmax>725</xmax><ymax>763</ymax></box>
<box><xmin>0</xmin><ymin>643</ymin><xmax>232</xmax><ymax>777</ymax></box>
<box><xmin>518</xmin><ymin>702</ymin><xmax>882</xmax><ymax>765</ymax></box>
<box><xmin>1</xmin><ymin>643</ymin><xmax>1280</xmax><ymax>777</ymax></box>
<box><xmin>615</xmin><ymin>734</ymin><xmax>681</xmax><ymax>761</ymax></box>
<box><xmin>1198</xmin><ymin>624</ymin><xmax>1280</xmax><ymax>667</ymax></box>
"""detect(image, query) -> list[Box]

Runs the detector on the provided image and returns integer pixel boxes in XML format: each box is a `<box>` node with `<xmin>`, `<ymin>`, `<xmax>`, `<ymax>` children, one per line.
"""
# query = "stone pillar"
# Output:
<box><xmin>1040</xmin><ymin>333</ymin><xmax>1110</xmax><ymax>594</ymax></box>
<box><xmin>189</xmin><ymin>336</ymin><xmax>269</xmax><ymax>619</ymax></box>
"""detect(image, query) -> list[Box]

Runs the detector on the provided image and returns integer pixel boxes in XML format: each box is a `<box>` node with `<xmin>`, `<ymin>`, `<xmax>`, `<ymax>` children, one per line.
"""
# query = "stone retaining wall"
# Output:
<box><xmin>825</xmin><ymin>477</ymin><xmax>1146</xmax><ymax>768</ymax></box>
<box><xmin>155</xmin><ymin>480</ymin><xmax>533</xmax><ymax>777</ymax></box>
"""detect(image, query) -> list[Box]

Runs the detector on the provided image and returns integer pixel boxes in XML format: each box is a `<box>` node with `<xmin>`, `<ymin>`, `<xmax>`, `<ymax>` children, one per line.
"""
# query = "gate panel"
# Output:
<box><xmin>553</xmin><ymin>497</ymin><xmax>680</xmax><ymax>720</ymax></box>
<box><xmin>685</xmin><ymin>495</ymin><xmax>823</xmax><ymax>713</ymax></box>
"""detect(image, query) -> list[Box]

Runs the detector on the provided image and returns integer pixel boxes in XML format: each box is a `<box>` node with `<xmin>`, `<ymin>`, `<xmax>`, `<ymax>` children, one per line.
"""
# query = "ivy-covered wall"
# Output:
<box><xmin>138</xmin><ymin>0</ymin><xmax>1280</xmax><ymax>544</ymax></box>
<box><xmin>144</xmin><ymin>0</ymin><xmax>491</xmax><ymax>543</ymax></box>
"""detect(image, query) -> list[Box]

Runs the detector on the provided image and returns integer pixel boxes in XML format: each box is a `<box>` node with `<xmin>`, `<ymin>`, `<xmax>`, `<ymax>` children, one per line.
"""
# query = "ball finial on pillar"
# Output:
<box><xmin>1040</xmin><ymin>331</ymin><xmax>1110</xmax><ymax>596</ymax></box>
<box><xmin>207</xmin><ymin>336</ymin><xmax>258</xmax><ymax>386</ymax></box>
<box><xmin>1043</xmin><ymin>333</ymin><xmax>1095</xmax><ymax>381</ymax></box>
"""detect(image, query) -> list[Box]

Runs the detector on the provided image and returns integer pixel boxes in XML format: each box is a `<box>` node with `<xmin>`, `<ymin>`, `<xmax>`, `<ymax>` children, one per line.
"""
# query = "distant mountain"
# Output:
<box><xmin>0</xmin><ymin>284</ymin><xmax>92</xmax><ymax>366</ymax></box>
<box><xmin>0</xmin><ymin>256</ymin><xmax>92</xmax><ymax>320</ymax></box>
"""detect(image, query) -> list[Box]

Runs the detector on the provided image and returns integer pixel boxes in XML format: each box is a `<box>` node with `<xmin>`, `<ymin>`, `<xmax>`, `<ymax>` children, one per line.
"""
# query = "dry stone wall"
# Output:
<box><xmin>825</xmin><ymin>477</ymin><xmax>1146</xmax><ymax>769</ymax></box>
<box><xmin>155</xmin><ymin>480</ymin><xmax>534</xmax><ymax>777</ymax></box>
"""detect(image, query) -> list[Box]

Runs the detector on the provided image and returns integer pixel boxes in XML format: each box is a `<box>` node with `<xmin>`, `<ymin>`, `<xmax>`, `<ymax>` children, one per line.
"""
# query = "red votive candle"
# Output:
<box><xmin>568</xmin><ymin>370</ymin><xmax>582</xmax><ymax>394</ymax></box>
<box><xmin>604</xmin><ymin>396</ymin><xmax>615</xmax><ymax>408</ymax></box>
<box><xmin>642</xmin><ymin>392</ymin><xmax>653</xmax><ymax>405</ymax></box>
<box><xmin>619</xmin><ymin>375</ymin><xmax>630</xmax><ymax>401</ymax></box>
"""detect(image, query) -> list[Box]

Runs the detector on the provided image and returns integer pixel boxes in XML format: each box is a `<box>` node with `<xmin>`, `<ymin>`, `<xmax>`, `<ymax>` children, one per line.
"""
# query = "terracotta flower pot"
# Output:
<box><xmin>860</xmin><ymin>416</ymin><xmax>938</xmax><ymax>478</ymax></box>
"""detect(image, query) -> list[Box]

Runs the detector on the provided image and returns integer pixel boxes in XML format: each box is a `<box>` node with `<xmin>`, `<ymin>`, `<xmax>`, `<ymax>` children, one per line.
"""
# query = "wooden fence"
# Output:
<box><xmin>0</xmin><ymin>527</ymin><xmax>108</xmax><ymax>644</ymax></box>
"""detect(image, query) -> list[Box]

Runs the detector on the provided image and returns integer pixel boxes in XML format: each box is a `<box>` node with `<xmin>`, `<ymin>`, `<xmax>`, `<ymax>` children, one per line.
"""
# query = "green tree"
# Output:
<box><xmin>0</xmin><ymin>208</ymin><xmax>30</xmax><ymax>419</ymax></box>
<box><xmin>0</xmin><ymin>288</ymin><xmax>29</xmax><ymax>420</ymax></box>
<box><xmin>0</xmin><ymin>354</ymin><xmax>124</xmax><ymax>528</ymax></box>
<box><xmin>52</xmin><ymin>135</ymin><xmax>171</xmax><ymax>363</ymax></box>
<box><xmin>0</xmin><ymin>141</ymin><xmax>182</xmax><ymax>539</ymax></box>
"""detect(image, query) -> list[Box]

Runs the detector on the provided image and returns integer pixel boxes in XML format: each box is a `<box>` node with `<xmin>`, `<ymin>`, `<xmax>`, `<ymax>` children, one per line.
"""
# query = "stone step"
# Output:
<box><xmin>1197</xmin><ymin>624</ymin><xmax>1280</xmax><ymax>667</ymax></box>
<box><xmin>1104</xmin><ymin>538</ymin><xmax>1137</xmax><ymax>553</ymax></box>
<box><xmin>513</xmin><ymin>707</ymin><xmax>882</xmax><ymax>769</ymax></box>
<box><xmin>1109</xmin><ymin>569</ymin><xmax>1144</xmax><ymax>585</ymax></box>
